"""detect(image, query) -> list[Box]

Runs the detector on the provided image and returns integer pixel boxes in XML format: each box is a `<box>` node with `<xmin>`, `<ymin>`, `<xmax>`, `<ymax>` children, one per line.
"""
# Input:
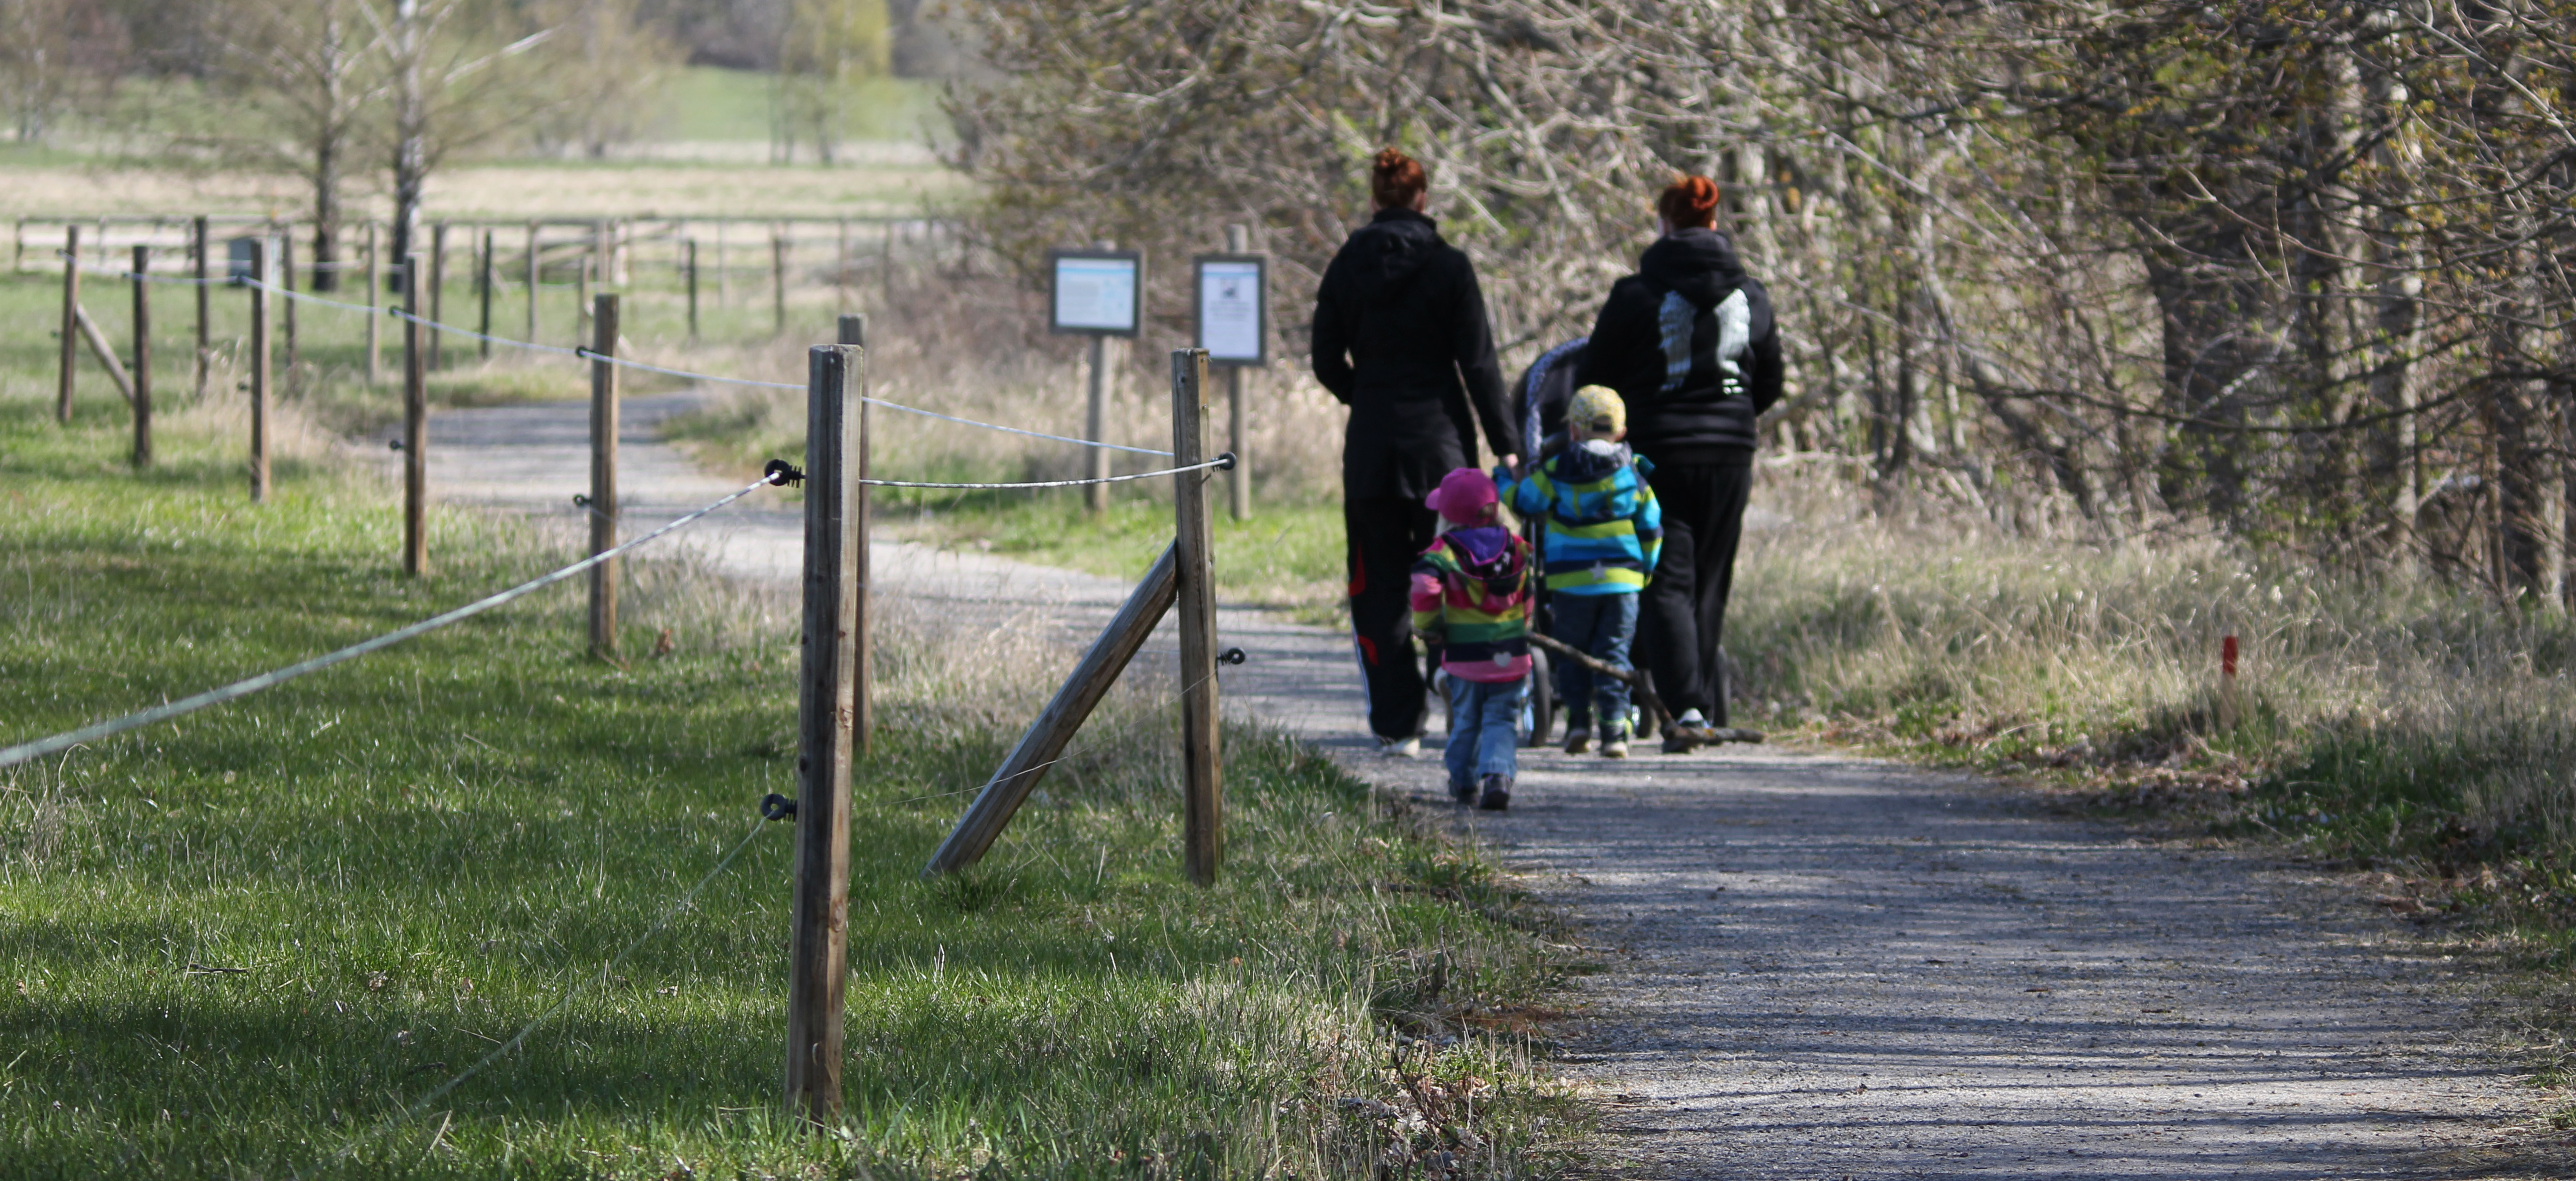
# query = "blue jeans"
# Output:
<box><xmin>1445</xmin><ymin>675</ymin><xmax>1526</xmax><ymax>789</ymax></box>
<box><xmin>1552</xmin><ymin>592</ymin><xmax>1638</xmax><ymax>735</ymax></box>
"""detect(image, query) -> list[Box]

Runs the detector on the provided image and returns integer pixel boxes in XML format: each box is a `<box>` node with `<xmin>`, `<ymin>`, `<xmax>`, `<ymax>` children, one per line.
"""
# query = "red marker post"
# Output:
<box><xmin>2218</xmin><ymin>634</ymin><xmax>2241</xmax><ymax>730</ymax></box>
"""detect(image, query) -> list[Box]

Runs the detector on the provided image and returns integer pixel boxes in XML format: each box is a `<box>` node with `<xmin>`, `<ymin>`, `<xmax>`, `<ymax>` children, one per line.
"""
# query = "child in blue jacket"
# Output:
<box><xmin>1497</xmin><ymin>386</ymin><xmax>1662</xmax><ymax>756</ymax></box>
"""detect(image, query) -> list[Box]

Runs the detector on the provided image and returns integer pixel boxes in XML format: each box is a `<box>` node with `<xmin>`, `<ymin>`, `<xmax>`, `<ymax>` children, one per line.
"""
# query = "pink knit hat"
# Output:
<box><xmin>1426</xmin><ymin>467</ymin><xmax>1498</xmax><ymax>523</ymax></box>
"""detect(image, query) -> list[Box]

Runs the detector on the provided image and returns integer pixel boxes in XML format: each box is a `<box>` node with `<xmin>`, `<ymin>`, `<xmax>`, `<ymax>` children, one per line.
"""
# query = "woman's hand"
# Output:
<box><xmin>1500</xmin><ymin>453</ymin><xmax>1522</xmax><ymax>477</ymax></box>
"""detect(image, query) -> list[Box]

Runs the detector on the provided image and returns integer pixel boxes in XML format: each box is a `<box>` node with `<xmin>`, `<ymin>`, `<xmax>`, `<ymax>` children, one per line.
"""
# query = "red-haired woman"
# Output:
<box><xmin>1313</xmin><ymin>148</ymin><xmax>1523</xmax><ymax>756</ymax></box>
<box><xmin>1574</xmin><ymin>175</ymin><xmax>1784</xmax><ymax>752</ymax></box>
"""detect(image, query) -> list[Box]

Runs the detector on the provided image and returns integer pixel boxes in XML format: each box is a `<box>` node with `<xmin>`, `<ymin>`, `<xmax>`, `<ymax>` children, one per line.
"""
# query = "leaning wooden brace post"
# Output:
<box><xmin>193</xmin><ymin>216</ymin><xmax>211</xmax><ymax>398</ymax></box>
<box><xmin>1172</xmin><ymin>348</ymin><xmax>1225</xmax><ymax>884</ymax></box>
<box><xmin>248</xmin><ymin>239</ymin><xmax>272</xmax><ymax>503</ymax></box>
<box><xmin>925</xmin><ymin>545</ymin><xmax>1179</xmax><ymax>877</ymax></box>
<box><xmin>839</xmin><ymin>313</ymin><xmax>872</xmax><ymax>752</ymax></box>
<box><xmin>785</xmin><ymin>341</ymin><xmax>864</xmax><ymax>1127</ymax></box>
<box><xmin>130</xmin><ymin>245</ymin><xmax>151</xmax><ymax>469</ymax></box>
<box><xmin>56</xmin><ymin>224</ymin><xmax>79</xmax><ymax>423</ymax></box>
<box><xmin>588</xmin><ymin>294</ymin><xmax>621</xmax><ymax>659</ymax></box>
<box><xmin>401</xmin><ymin>254</ymin><xmax>427</xmax><ymax>574</ymax></box>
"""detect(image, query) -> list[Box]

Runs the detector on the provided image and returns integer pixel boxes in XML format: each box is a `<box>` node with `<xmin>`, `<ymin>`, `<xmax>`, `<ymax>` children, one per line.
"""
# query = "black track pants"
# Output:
<box><xmin>1345</xmin><ymin>495</ymin><xmax>1441</xmax><ymax>741</ymax></box>
<box><xmin>1636</xmin><ymin>461</ymin><xmax>1752</xmax><ymax>724</ymax></box>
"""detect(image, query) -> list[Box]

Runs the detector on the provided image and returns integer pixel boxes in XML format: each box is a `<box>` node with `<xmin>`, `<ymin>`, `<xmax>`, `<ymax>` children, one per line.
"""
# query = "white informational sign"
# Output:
<box><xmin>1194</xmin><ymin>255</ymin><xmax>1267</xmax><ymax>366</ymax></box>
<box><xmin>1049</xmin><ymin>250</ymin><xmax>1142</xmax><ymax>336</ymax></box>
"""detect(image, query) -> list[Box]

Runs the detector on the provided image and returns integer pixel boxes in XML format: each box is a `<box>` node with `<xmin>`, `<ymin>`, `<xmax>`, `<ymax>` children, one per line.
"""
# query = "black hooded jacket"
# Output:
<box><xmin>1312</xmin><ymin>207</ymin><xmax>1521</xmax><ymax>501</ymax></box>
<box><xmin>1573</xmin><ymin>228</ymin><xmax>1784</xmax><ymax>464</ymax></box>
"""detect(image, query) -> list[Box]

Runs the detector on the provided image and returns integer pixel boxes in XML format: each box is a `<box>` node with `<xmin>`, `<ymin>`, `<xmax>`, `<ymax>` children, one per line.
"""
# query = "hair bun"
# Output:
<box><xmin>1371</xmin><ymin>148</ymin><xmax>1429</xmax><ymax>208</ymax></box>
<box><xmin>1657</xmin><ymin>174</ymin><xmax>1721</xmax><ymax>229</ymax></box>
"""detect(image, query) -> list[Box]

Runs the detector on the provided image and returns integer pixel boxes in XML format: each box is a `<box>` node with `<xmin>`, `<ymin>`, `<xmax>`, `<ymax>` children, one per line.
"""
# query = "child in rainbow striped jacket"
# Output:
<box><xmin>1498</xmin><ymin>386</ymin><xmax>1663</xmax><ymax>757</ymax></box>
<box><xmin>1409</xmin><ymin>467</ymin><xmax>1534</xmax><ymax>812</ymax></box>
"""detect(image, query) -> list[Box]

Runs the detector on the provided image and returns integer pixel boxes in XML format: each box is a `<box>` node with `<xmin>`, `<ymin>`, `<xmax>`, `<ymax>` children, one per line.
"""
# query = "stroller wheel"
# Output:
<box><xmin>1523</xmin><ymin>649</ymin><xmax>1555</xmax><ymax>747</ymax></box>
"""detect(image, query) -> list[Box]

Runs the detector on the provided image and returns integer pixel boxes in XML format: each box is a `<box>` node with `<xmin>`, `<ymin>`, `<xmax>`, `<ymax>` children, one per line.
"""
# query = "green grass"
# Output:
<box><xmin>881</xmin><ymin>490</ymin><xmax>1351</xmax><ymax>622</ymax></box>
<box><xmin>0</xmin><ymin>381</ymin><xmax>1577</xmax><ymax>1175</ymax></box>
<box><xmin>660</xmin><ymin>66</ymin><xmax>946</xmax><ymax>145</ymax></box>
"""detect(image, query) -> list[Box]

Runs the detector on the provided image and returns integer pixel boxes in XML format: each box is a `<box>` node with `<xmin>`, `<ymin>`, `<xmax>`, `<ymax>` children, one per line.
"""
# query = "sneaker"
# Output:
<box><xmin>1378</xmin><ymin>735</ymin><xmax>1421</xmax><ymax>759</ymax></box>
<box><xmin>1601</xmin><ymin>732</ymin><xmax>1630</xmax><ymax>759</ymax></box>
<box><xmin>1562</xmin><ymin>729</ymin><xmax>1594</xmax><ymax>755</ymax></box>
<box><xmin>1449</xmin><ymin>778</ymin><xmax>1478</xmax><ymax>805</ymax></box>
<box><xmin>1475</xmin><ymin>773</ymin><xmax>1512</xmax><ymax>812</ymax></box>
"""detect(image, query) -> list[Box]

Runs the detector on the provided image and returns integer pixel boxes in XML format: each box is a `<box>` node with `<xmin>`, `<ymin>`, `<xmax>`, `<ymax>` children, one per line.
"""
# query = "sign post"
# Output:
<box><xmin>1194</xmin><ymin>229</ymin><xmax>1267</xmax><ymax>520</ymax></box>
<box><xmin>1049</xmin><ymin>245</ymin><xmax>1143</xmax><ymax>514</ymax></box>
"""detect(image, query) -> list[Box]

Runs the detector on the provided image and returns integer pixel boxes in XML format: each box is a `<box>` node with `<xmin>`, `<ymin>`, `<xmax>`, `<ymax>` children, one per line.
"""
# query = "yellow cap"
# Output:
<box><xmin>1567</xmin><ymin>385</ymin><xmax>1626</xmax><ymax>437</ymax></box>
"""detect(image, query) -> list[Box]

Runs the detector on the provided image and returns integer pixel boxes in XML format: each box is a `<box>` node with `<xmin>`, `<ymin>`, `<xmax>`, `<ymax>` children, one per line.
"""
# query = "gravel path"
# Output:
<box><xmin>388</xmin><ymin>395</ymin><xmax>2562</xmax><ymax>1177</ymax></box>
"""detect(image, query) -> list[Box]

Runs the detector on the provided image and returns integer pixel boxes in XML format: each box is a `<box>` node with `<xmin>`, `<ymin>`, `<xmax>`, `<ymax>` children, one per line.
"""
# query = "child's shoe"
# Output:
<box><xmin>1476</xmin><ymin>774</ymin><xmax>1512</xmax><ymax>811</ymax></box>
<box><xmin>1449</xmin><ymin>778</ymin><xmax>1478</xmax><ymax>805</ymax></box>
<box><xmin>1562</xmin><ymin>727</ymin><xmax>1594</xmax><ymax>755</ymax></box>
<box><xmin>1600</xmin><ymin>722</ymin><xmax>1630</xmax><ymax>759</ymax></box>
<box><xmin>1379</xmin><ymin>734</ymin><xmax>1421</xmax><ymax>759</ymax></box>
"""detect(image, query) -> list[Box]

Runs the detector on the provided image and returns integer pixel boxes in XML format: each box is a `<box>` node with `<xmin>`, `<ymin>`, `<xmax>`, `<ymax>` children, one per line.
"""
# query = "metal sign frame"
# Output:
<box><xmin>1191</xmin><ymin>253</ymin><xmax>1269</xmax><ymax>368</ymax></box>
<box><xmin>1047</xmin><ymin>248</ymin><xmax>1144</xmax><ymax>337</ymax></box>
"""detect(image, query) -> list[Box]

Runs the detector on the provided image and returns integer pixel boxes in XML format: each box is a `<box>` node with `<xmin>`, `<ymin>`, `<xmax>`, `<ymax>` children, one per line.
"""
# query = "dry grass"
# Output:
<box><xmin>1734</xmin><ymin>467</ymin><xmax>2576</xmax><ymax>901</ymax></box>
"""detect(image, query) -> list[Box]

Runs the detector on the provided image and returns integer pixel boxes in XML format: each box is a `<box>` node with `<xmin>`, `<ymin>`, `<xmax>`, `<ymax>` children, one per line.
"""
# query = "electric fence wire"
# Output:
<box><xmin>296</xmin><ymin>811</ymin><xmax>782</xmax><ymax>1179</ymax></box>
<box><xmin>0</xmin><ymin>474</ymin><xmax>784</xmax><ymax>771</ymax></box>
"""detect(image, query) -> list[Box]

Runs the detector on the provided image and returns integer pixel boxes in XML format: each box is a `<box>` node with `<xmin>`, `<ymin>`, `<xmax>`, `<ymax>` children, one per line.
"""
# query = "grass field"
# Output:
<box><xmin>0</xmin><ymin>332</ymin><xmax>1578</xmax><ymax>1174</ymax></box>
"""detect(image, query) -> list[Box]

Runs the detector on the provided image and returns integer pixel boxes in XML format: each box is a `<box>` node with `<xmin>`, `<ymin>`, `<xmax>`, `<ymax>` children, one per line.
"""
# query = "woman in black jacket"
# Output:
<box><xmin>1312</xmin><ymin>148</ymin><xmax>1524</xmax><ymax>755</ymax></box>
<box><xmin>1574</xmin><ymin>176</ymin><xmax>1784</xmax><ymax>752</ymax></box>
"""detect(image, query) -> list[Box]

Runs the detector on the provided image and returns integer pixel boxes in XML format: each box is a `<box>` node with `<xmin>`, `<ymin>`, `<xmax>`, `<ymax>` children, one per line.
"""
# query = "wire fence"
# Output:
<box><xmin>0</xmin><ymin>473</ymin><xmax>783</xmax><ymax>771</ymax></box>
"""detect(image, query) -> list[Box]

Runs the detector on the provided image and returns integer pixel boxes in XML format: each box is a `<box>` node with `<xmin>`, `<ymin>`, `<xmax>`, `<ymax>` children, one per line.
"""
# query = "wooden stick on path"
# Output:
<box><xmin>785</xmin><ymin>342</ymin><xmax>865</xmax><ymax>1127</ymax></box>
<box><xmin>1525</xmin><ymin>632</ymin><xmax>1766</xmax><ymax>744</ymax></box>
<box><xmin>130</xmin><ymin>244</ymin><xmax>151</xmax><ymax>468</ymax></box>
<box><xmin>839</xmin><ymin>313</ymin><xmax>872</xmax><ymax>753</ymax></box>
<box><xmin>402</xmin><ymin>254</ymin><xmax>426</xmax><ymax>574</ymax></box>
<box><xmin>588</xmin><ymin>294</ymin><xmax>620</xmax><ymax>660</ymax></box>
<box><xmin>57</xmin><ymin>224</ymin><xmax>78</xmax><ymax>423</ymax></box>
<box><xmin>1171</xmin><ymin>349</ymin><xmax>1224</xmax><ymax>884</ymax></box>
<box><xmin>925</xmin><ymin>544</ymin><xmax>1179</xmax><ymax>878</ymax></box>
<box><xmin>249</xmin><ymin>239</ymin><xmax>271</xmax><ymax>504</ymax></box>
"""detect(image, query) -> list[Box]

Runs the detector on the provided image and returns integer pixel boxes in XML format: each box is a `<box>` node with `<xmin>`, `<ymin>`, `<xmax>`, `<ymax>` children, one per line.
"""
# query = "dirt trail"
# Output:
<box><xmin>395</xmin><ymin>396</ymin><xmax>2558</xmax><ymax>1178</ymax></box>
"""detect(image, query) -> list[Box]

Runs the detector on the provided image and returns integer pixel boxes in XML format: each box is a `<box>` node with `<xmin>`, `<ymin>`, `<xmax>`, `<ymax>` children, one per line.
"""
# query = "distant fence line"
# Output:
<box><xmin>10</xmin><ymin>213</ymin><xmax>960</xmax><ymax>289</ymax></box>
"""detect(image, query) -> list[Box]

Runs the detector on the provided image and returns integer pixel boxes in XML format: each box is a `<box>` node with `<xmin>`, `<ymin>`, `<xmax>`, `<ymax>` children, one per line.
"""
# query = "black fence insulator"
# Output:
<box><xmin>761</xmin><ymin>793</ymin><xmax>798</xmax><ymax>821</ymax></box>
<box><xmin>1218</xmin><ymin>647</ymin><xmax>1247</xmax><ymax>666</ymax></box>
<box><xmin>1215</xmin><ymin>451</ymin><xmax>1239</xmax><ymax>470</ymax></box>
<box><xmin>764</xmin><ymin>459</ymin><xmax>805</xmax><ymax>487</ymax></box>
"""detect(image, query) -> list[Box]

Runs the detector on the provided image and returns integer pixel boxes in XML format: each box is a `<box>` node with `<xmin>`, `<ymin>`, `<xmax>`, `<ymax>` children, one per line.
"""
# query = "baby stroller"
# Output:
<box><xmin>1510</xmin><ymin>338</ymin><xmax>1588</xmax><ymax>747</ymax></box>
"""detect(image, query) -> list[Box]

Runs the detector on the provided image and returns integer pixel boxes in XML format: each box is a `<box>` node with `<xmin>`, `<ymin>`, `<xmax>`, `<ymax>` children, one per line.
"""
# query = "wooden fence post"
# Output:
<box><xmin>686</xmin><ymin>239</ymin><xmax>701</xmax><ymax>344</ymax></box>
<box><xmin>193</xmin><ymin>216</ymin><xmax>211</xmax><ymax>399</ymax></box>
<box><xmin>428</xmin><ymin>222</ymin><xmax>447</xmax><ymax>371</ymax></box>
<box><xmin>279</xmin><ymin>228</ymin><xmax>298</xmax><ymax>375</ymax></box>
<box><xmin>1085</xmin><ymin>238</ymin><xmax>1116</xmax><ymax>513</ymax></box>
<box><xmin>839</xmin><ymin>313</ymin><xmax>871</xmax><ymax>753</ymax></box>
<box><xmin>57</xmin><ymin>224</ymin><xmax>78</xmax><ymax>424</ymax></box>
<box><xmin>785</xmin><ymin>341</ymin><xmax>864</xmax><ymax>1128</ymax></box>
<box><xmin>479</xmin><ymin>230</ymin><xmax>495</xmax><ymax>361</ymax></box>
<box><xmin>1224</xmin><ymin>224</ymin><xmax>1252</xmax><ymax>520</ymax></box>
<box><xmin>402</xmin><ymin>254</ymin><xmax>427</xmax><ymax>574</ymax></box>
<box><xmin>131</xmin><ymin>245</ymin><xmax>151</xmax><ymax>469</ymax></box>
<box><xmin>575</xmin><ymin>254</ymin><xmax>591</xmax><ymax>347</ymax></box>
<box><xmin>589</xmin><ymin>294</ymin><xmax>620</xmax><ymax>660</ymax></box>
<box><xmin>771</xmin><ymin>231</ymin><xmax>788</xmax><ymax>337</ymax></box>
<box><xmin>1171</xmin><ymin>348</ymin><xmax>1223</xmax><ymax>885</ymax></box>
<box><xmin>249</xmin><ymin>239</ymin><xmax>271</xmax><ymax>504</ymax></box>
<box><xmin>524</xmin><ymin>221</ymin><xmax>541</xmax><ymax>346</ymax></box>
<box><xmin>364</xmin><ymin>222</ymin><xmax>382</xmax><ymax>385</ymax></box>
